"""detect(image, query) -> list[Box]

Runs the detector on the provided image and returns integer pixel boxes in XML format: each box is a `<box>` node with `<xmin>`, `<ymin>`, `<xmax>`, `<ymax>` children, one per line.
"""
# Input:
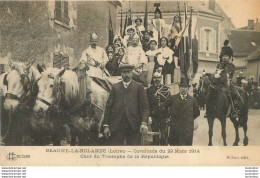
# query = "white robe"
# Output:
<box><xmin>151</xmin><ymin>18</ymin><xmax>166</xmax><ymax>43</ymax></box>
<box><xmin>122</xmin><ymin>46</ymin><xmax>148</xmax><ymax>70</ymax></box>
<box><xmin>80</xmin><ymin>46</ymin><xmax>108</xmax><ymax>78</ymax></box>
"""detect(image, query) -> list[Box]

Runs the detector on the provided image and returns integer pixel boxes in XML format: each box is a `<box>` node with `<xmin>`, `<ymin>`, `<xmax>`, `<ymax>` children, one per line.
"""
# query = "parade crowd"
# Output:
<box><xmin>76</xmin><ymin>6</ymin><xmax>203</xmax><ymax>146</ymax></box>
<box><xmin>75</xmin><ymin>5</ymin><xmax>258</xmax><ymax>146</ymax></box>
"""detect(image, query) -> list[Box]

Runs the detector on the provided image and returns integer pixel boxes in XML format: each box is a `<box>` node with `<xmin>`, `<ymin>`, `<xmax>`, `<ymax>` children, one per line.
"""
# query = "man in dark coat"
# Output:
<box><xmin>103</xmin><ymin>64</ymin><xmax>150</xmax><ymax>145</ymax></box>
<box><xmin>164</xmin><ymin>78</ymin><xmax>200</xmax><ymax>146</ymax></box>
<box><xmin>146</xmin><ymin>72</ymin><xmax>171</xmax><ymax>145</ymax></box>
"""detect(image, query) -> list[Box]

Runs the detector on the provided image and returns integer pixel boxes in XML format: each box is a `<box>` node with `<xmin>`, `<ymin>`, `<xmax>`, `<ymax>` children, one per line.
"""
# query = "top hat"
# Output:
<box><xmin>179</xmin><ymin>77</ymin><xmax>190</xmax><ymax>87</ymax></box>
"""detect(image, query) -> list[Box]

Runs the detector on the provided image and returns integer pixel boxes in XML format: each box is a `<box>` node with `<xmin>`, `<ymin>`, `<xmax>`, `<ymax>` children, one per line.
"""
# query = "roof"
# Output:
<box><xmin>227</xmin><ymin>30</ymin><xmax>260</xmax><ymax>57</ymax></box>
<box><xmin>247</xmin><ymin>46</ymin><xmax>260</xmax><ymax>61</ymax></box>
<box><xmin>120</xmin><ymin>1</ymin><xmax>222</xmax><ymax>17</ymax></box>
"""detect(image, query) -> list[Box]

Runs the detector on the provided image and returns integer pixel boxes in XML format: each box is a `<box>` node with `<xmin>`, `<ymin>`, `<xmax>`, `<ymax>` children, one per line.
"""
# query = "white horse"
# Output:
<box><xmin>0</xmin><ymin>60</ymin><xmax>40</xmax><ymax>145</ymax></box>
<box><xmin>33</xmin><ymin>64</ymin><xmax>118</xmax><ymax>145</ymax></box>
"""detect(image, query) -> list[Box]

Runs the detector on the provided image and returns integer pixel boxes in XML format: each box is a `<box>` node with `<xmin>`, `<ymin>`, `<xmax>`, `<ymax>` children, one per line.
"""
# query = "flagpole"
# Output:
<box><xmin>177</xmin><ymin>1</ymin><xmax>182</xmax><ymax>31</ymax></box>
<box><xmin>120</xmin><ymin>9</ymin><xmax>123</xmax><ymax>37</ymax></box>
<box><xmin>144</xmin><ymin>0</ymin><xmax>148</xmax><ymax>31</ymax></box>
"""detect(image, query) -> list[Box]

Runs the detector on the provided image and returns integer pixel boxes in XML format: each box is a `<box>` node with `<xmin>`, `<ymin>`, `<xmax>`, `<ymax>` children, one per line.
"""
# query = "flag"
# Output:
<box><xmin>184</xmin><ymin>2</ymin><xmax>188</xmax><ymax>26</ymax></box>
<box><xmin>127</xmin><ymin>9</ymin><xmax>132</xmax><ymax>26</ymax></box>
<box><xmin>120</xmin><ymin>9</ymin><xmax>123</xmax><ymax>37</ymax></box>
<box><xmin>108</xmin><ymin>9</ymin><xmax>114</xmax><ymax>45</ymax></box>
<box><xmin>188</xmin><ymin>7</ymin><xmax>192</xmax><ymax>50</ymax></box>
<box><xmin>144</xmin><ymin>0</ymin><xmax>148</xmax><ymax>31</ymax></box>
<box><xmin>178</xmin><ymin>3</ymin><xmax>193</xmax><ymax>80</ymax></box>
<box><xmin>177</xmin><ymin>1</ymin><xmax>182</xmax><ymax>31</ymax></box>
<box><xmin>123</xmin><ymin>14</ymin><xmax>128</xmax><ymax>37</ymax></box>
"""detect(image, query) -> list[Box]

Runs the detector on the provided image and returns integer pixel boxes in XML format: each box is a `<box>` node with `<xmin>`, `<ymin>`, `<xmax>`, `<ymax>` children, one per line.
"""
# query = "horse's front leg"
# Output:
<box><xmin>243</xmin><ymin>118</ymin><xmax>249</xmax><ymax>146</ymax></box>
<box><xmin>230</xmin><ymin>116</ymin><xmax>240</xmax><ymax>146</ymax></box>
<box><xmin>207</xmin><ymin>117</ymin><xmax>214</xmax><ymax>146</ymax></box>
<box><xmin>220</xmin><ymin>117</ymin><xmax>227</xmax><ymax>146</ymax></box>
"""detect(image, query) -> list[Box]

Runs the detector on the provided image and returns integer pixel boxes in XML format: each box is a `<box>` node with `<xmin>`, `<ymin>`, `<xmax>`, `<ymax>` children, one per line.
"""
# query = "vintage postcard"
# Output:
<box><xmin>0</xmin><ymin>0</ymin><xmax>260</xmax><ymax>166</ymax></box>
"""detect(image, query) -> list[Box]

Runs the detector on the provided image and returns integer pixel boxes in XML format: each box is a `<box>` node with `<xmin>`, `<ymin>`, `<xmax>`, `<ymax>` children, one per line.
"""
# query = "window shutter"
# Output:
<box><xmin>55</xmin><ymin>1</ymin><xmax>62</xmax><ymax>21</ymax></box>
<box><xmin>200</xmin><ymin>27</ymin><xmax>204</xmax><ymax>51</ymax></box>
<box><xmin>212</xmin><ymin>30</ymin><xmax>216</xmax><ymax>53</ymax></box>
<box><xmin>63</xmin><ymin>1</ymin><xmax>69</xmax><ymax>25</ymax></box>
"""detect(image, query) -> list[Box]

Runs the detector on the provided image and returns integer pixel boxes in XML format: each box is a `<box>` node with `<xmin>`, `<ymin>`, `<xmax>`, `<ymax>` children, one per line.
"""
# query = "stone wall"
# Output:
<box><xmin>0</xmin><ymin>1</ymin><xmax>119</xmax><ymax>69</ymax></box>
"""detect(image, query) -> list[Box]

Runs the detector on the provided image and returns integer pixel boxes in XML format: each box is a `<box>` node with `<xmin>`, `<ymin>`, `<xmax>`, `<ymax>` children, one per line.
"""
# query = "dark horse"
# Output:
<box><xmin>197</xmin><ymin>76</ymin><xmax>211</xmax><ymax>110</ymax></box>
<box><xmin>203</xmin><ymin>69</ymin><xmax>249</xmax><ymax>146</ymax></box>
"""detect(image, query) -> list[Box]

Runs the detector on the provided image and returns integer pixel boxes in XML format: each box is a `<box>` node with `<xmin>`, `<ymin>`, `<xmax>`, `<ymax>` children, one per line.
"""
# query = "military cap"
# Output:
<box><xmin>152</xmin><ymin>72</ymin><xmax>162</xmax><ymax>78</ymax></box>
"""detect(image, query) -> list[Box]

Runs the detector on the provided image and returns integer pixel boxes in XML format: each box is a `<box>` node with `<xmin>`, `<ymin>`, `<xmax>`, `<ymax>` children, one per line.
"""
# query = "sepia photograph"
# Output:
<box><xmin>0</xmin><ymin>0</ymin><xmax>260</xmax><ymax>167</ymax></box>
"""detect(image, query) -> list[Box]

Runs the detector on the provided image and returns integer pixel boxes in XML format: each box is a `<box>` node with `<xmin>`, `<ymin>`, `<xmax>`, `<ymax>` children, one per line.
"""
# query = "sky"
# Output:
<box><xmin>215</xmin><ymin>0</ymin><xmax>260</xmax><ymax>28</ymax></box>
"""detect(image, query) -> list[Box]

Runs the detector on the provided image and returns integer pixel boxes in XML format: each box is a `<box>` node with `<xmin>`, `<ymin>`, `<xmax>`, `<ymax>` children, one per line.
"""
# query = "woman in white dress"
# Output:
<box><xmin>151</xmin><ymin>7</ymin><xmax>166</xmax><ymax>46</ymax></box>
<box><xmin>157</xmin><ymin>37</ymin><xmax>178</xmax><ymax>85</ymax></box>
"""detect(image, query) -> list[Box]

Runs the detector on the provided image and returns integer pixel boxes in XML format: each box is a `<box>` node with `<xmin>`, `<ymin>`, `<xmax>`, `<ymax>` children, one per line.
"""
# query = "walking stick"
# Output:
<box><xmin>141</xmin><ymin>132</ymin><xmax>145</xmax><ymax>146</ymax></box>
<box><xmin>165</xmin><ymin>117</ymin><xmax>171</xmax><ymax>145</ymax></box>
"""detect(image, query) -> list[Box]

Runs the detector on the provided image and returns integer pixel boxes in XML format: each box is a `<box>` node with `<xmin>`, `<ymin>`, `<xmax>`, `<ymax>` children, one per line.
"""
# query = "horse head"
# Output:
<box><xmin>33</xmin><ymin>65</ymin><xmax>65</xmax><ymax>117</ymax></box>
<box><xmin>3</xmin><ymin>59</ymin><xmax>38</xmax><ymax>112</ymax></box>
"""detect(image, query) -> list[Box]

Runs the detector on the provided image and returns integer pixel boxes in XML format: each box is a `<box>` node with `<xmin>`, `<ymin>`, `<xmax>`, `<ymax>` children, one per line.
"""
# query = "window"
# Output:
<box><xmin>54</xmin><ymin>0</ymin><xmax>70</xmax><ymax>25</ymax></box>
<box><xmin>200</xmin><ymin>26</ymin><xmax>216</xmax><ymax>53</ymax></box>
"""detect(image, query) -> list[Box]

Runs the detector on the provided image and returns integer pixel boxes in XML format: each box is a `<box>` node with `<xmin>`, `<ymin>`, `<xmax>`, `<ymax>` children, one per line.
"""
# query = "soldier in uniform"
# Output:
<box><xmin>219</xmin><ymin>40</ymin><xmax>234</xmax><ymax>62</ymax></box>
<box><xmin>146</xmin><ymin>72</ymin><xmax>170</xmax><ymax>145</ymax></box>
<box><xmin>216</xmin><ymin>50</ymin><xmax>243</xmax><ymax>119</ymax></box>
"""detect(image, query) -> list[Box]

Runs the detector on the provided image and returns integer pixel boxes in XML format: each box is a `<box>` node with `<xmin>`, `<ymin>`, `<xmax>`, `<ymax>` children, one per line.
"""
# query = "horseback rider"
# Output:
<box><xmin>146</xmin><ymin>72</ymin><xmax>171</xmax><ymax>145</ymax></box>
<box><xmin>219</xmin><ymin>40</ymin><xmax>234</xmax><ymax>62</ymax></box>
<box><xmin>216</xmin><ymin>47</ymin><xmax>243</xmax><ymax>119</ymax></box>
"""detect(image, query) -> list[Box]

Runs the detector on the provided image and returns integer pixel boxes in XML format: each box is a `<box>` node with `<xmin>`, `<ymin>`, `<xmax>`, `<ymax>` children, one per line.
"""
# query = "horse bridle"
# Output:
<box><xmin>3</xmin><ymin>70</ymin><xmax>31</xmax><ymax>103</ymax></box>
<box><xmin>34</xmin><ymin>78</ymin><xmax>62</xmax><ymax>118</ymax></box>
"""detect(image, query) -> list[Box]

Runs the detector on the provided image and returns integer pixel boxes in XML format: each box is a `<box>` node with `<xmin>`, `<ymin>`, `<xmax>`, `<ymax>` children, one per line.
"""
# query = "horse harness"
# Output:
<box><xmin>3</xmin><ymin>70</ymin><xmax>33</xmax><ymax>110</ymax></box>
<box><xmin>2</xmin><ymin>70</ymin><xmax>34</xmax><ymax>142</ymax></box>
<box><xmin>33</xmin><ymin>75</ymin><xmax>62</xmax><ymax>119</ymax></box>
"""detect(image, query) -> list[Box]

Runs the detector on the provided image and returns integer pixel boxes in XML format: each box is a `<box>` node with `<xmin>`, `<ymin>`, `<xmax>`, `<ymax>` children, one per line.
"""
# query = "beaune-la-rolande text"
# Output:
<box><xmin>46</xmin><ymin>148</ymin><xmax>158</xmax><ymax>153</ymax></box>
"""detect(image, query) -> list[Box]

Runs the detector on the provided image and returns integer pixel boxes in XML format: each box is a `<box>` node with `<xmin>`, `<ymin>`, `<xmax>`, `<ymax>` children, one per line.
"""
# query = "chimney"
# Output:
<box><xmin>209</xmin><ymin>0</ymin><xmax>216</xmax><ymax>12</ymax></box>
<box><xmin>248</xmin><ymin>19</ymin><xmax>254</xmax><ymax>30</ymax></box>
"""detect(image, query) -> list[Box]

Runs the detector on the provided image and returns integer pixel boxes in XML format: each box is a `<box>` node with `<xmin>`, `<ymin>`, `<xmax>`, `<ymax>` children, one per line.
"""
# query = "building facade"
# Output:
<box><xmin>117</xmin><ymin>0</ymin><xmax>235</xmax><ymax>83</ymax></box>
<box><xmin>0</xmin><ymin>1</ymin><xmax>120</xmax><ymax>69</ymax></box>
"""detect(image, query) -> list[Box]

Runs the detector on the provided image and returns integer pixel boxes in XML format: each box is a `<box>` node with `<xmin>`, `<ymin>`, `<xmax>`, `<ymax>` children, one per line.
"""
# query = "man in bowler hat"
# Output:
<box><xmin>103</xmin><ymin>64</ymin><xmax>150</xmax><ymax>145</ymax></box>
<box><xmin>164</xmin><ymin>78</ymin><xmax>200</xmax><ymax>146</ymax></box>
